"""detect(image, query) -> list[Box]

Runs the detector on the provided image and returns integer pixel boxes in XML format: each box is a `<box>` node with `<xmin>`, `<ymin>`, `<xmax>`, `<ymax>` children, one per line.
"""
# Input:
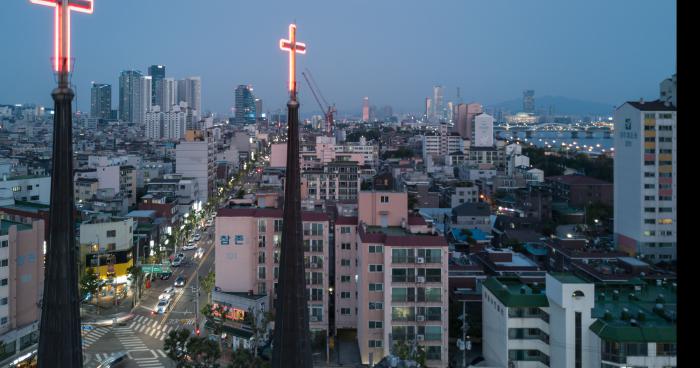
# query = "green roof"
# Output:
<box><xmin>589</xmin><ymin>282</ymin><xmax>677</xmax><ymax>343</ymax></box>
<box><xmin>483</xmin><ymin>277</ymin><xmax>549</xmax><ymax>308</ymax></box>
<box><xmin>0</xmin><ymin>220</ymin><xmax>32</xmax><ymax>235</ymax></box>
<box><xmin>550</xmin><ymin>273</ymin><xmax>587</xmax><ymax>284</ymax></box>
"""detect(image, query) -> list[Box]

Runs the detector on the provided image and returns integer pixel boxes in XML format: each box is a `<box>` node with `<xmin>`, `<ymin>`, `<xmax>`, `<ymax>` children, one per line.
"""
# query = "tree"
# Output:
<box><xmin>243</xmin><ymin>307</ymin><xmax>272</xmax><ymax>358</ymax></box>
<box><xmin>186</xmin><ymin>335</ymin><xmax>221</xmax><ymax>367</ymax></box>
<box><xmin>200</xmin><ymin>272</ymin><xmax>216</xmax><ymax>304</ymax></box>
<box><xmin>126</xmin><ymin>264</ymin><xmax>142</xmax><ymax>300</ymax></box>
<box><xmin>80</xmin><ymin>268</ymin><xmax>100</xmax><ymax>299</ymax></box>
<box><xmin>201</xmin><ymin>303</ymin><xmax>227</xmax><ymax>353</ymax></box>
<box><xmin>228</xmin><ymin>343</ymin><xmax>269</xmax><ymax>368</ymax></box>
<box><xmin>164</xmin><ymin>328</ymin><xmax>192</xmax><ymax>367</ymax></box>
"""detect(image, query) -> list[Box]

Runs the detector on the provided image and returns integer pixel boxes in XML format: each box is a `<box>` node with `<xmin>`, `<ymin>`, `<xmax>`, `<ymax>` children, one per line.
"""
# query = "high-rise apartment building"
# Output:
<box><xmin>148</xmin><ymin>65</ymin><xmax>166</xmax><ymax>108</ymax></box>
<box><xmin>425</xmin><ymin>98</ymin><xmax>432</xmax><ymax>121</ymax></box>
<box><xmin>432</xmin><ymin>85</ymin><xmax>444</xmax><ymax>122</ymax></box>
<box><xmin>177</xmin><ymin>77</ymin><xmax>202</xmax><ymax>113</ymax></box>
<box><xmin>474</xmin><ymin>113</ymin><xmax>495</xmax><ymax>147</ymax></box>
<box><xmin>90</xmin><ymin>83</ymin><xmax>111</xmax><ymax>120</ymax></box>
<box><xmin>422</xmin><ymin>123</ymin><xmax>463</xmax><ymax>161</ymax></box>
<box><xmin>659</xmin><ymin>74</ymin><xmax>676</xmax><ymax>107</ymax></box>
<box><xmin>523</xmin><ymin>89</ymin><xmax>535</xmax><ymax>113</ymax></box>
<box><xmin>614</xmin><ymin>96</ymin><xmax>676</xmax><ymax>262</ymax></box>
<box><xmin>362</xmin><ymin>97</ymin><xmax>370</xmax><ymax>122</ymax></box>
<box><xmin>162</xmin><ymin>78</ymin><xmax>177</xmax><ymax>112</ymax></box>
<box><xmin>234</xmin><ymin>85</ymin><xmax>256</xmax><ymax>125</ymax></box>
<box><xmin>255</xmin><ymin>98</ymin><xmax>263</xmax><ymax>119</ymax></box>
<box><xmin>454</xmin><ymin>103</ymin><xmax>483</xmax><ymax>140</ymax></box>
<box><xmin>134</xmin><ymin>75</ymin><xmax>152</xmax><ymax>125</ymax></box>
<box><xmin>118</xmin><ymin>70</ymin><xmax>143</xmax><ymax>123</ymax></box>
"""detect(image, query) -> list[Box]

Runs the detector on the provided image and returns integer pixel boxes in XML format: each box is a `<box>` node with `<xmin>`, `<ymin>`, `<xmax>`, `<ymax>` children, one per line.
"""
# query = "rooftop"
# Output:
<box><xmin>550</xmin><ymin>273</ymin><xmax>587</xmax><ymax>284</ymax></box>
<box><xmin>546</xmin><ymin>175</ymin><xmax>611</xmax><ymax>186</ymax></box>
<box><xmin>483</xmin><ymin>277</ymin><xmax>549</xmax><ymax>308</ymax></box>
<box><xmin>0</xmin><ymin>220</ymin><xmax>32</xmax><ymax>235</ymax></box>
<box><xmin>624</xmin><ymin>99</ymin><xmax>676</xmax><ymax>112</ymax></box>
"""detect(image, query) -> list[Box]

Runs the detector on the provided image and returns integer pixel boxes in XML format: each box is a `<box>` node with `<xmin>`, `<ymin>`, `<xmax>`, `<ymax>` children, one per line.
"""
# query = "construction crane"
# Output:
<box><xmin>301</xmin><ymin>68</ymin><xmax>336</xmax><ymax>136</ymax></box>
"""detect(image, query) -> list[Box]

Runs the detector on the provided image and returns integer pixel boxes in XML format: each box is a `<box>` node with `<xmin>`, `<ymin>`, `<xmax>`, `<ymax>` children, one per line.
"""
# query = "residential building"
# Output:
<box><xmin>454</xmin><ymin>103</ymin><xmax>482</xmax><ymax>140</ymax></box>
<box><xmin>613</xmin><ymin>98</ymin><xmax>676</xmax><ymax>261</ymax></box>
<box><xmin>0</xmin><ymin>176</ymin><xmax>51</xmax><ymax>205</ymax></box>
<box><xmin>482</xmin><ymin>273</ymin><xmax>676</xmax><ymax>368</ymax></box>
<box><xmin>175</xmin><ymin>130</ymin><xmax>215</xmax><ymax>204</ymax></box>
<box><xmin>177</xmin><ymin>77</ymin><xmax>202</xmax><ymax>114</ymax></box>
<box><xmin>79</xmin><ymin>216</ymin><xmax>134</xmax><ymax>283</ymax></box>
<box><xmin>451</xmin><ymin>183</ymin><xmax>479</xmax><ymax>208</ymax></box>
<box><xmin>0</xmin><ymin>220</ymin><xmax>44</xmax><ymax>367</ymax></box>
<box><xmin>118</xmin><ymin>70</ymin><xmax>142</xmax><ymax>123</ymax></box>
<box><xmin>422</xmin><ymin>123</ymin><xmax>463</xmax><ymax>162</ymax></box>
<box><xmin>214</xmin><ymin>208</ymin><xmax>331</xmax><ymax>339</ymax></box>
<box><xmin>148</xmin><ymin>64</ymin><xmax>166</xmax><ymax>107</ymax></box>
<box><xmin>451</xmin><ymin>202</ymin><xmax>491</xmax><ymax>233</ymax></box>
<box><xmin>302</xmin><ymin>160</ymin><xmax>361</xmax><ymax>202</ymax></box>
<box><xmin>473</xmin><ymin>113</ymin><xmax>494</xmax><ymax>147</ymax></box>
<box><xmin>546</xmin><ymin>175</ymin><xmax>613</xmax><ymax>208</ymax></box>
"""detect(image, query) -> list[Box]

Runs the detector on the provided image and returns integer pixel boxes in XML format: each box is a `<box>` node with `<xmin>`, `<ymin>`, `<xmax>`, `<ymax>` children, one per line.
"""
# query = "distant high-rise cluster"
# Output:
<box><xmin>118</xmin><ymin>66</ymin><xmax>201</xmax><ymax>130</ymax></box>
<box><xmin>523</xmin><ymin>89</ymin><xmax>535</xmax><ymax>113</ymax></box>
<box><xmin>362</xmin><ymin>97</ymin><xmax>370</xmax><ymax>122</ymax></box>
<box><xmin>234</xmin><ymin>84</ymin><xmax>257</xmax><ymax>125</ymax></box>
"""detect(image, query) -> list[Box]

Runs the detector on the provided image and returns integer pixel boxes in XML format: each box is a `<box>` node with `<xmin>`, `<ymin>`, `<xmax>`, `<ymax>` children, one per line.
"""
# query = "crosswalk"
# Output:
<box><xmin>130</xmin><ymin>315</ymin><xmax>183</xmax><ymax>341</ymax></box>
<box><xmin>84</xmin><ymin>350</ymin><xmax>168</xmax><ymax>368</ymax></box>
<box><xmin>82</xmin><ymin>327</ymin><xmax>110</xmax><ymax>349</ymax></box>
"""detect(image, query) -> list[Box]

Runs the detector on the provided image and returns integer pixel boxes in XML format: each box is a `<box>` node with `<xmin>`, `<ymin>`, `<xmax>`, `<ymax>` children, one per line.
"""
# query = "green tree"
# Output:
<box><xmin>228</xmin><ymin>344</ymin><xmax>269</xmax><ymax>368</ymax></box>
<box><xmin>126</xmin><ymin>264</ymin><xmax>142</xmax><ymax>300</ymax></box>
<box><xmin>80</xmin><ymin>268</ymin><xmax>100</xmax><ymax>298</ymax></box>
<box><xmin>164</xmin><ymin>328</ymin><xmax>192</xmax><ymax>367</ymax></box>
<box><xmin>200</xmin><ymin>272</ymin><xmax>216</xmax><ymax>304</ymax></box>
<box><xmin>201</xmin><ymin>303</ymin><xmax>227</xmax><ymax>353</ymax></box>
<box><xmin>243</xmin><ymin>307</ymin><xmax>272</xmax><ymax>358</ymax></box>
<box><xmin>186</xmin><ymin>335</ymin><xmax>221</xmax><ymax>367</ymax></box>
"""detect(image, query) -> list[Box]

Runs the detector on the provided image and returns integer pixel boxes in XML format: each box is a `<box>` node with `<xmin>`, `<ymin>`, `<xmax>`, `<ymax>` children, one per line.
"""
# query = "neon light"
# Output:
<box><xmin>279</xmin><ymin>23</ymin><xmax>306</xmax><ymax>93</ymax></box>
<box><xmin>30</xmin><ymin>0</ymin><xmax>93</xmax><ymax>72</ymax></box>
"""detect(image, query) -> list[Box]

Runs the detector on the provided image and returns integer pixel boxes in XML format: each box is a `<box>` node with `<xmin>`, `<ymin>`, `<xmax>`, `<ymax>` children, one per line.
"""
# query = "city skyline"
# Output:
<box><xmin>0</xmin><ymin>0</ymin><xmax>675</xmax><ymax>116</ymax></box>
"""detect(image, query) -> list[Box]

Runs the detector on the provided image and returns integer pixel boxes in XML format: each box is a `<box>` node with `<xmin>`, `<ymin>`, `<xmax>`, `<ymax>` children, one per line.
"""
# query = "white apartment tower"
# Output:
<box><xmin>613</xmin><ymin>97</ymin><xmax>676</xmax><ymax>262</ymax></box>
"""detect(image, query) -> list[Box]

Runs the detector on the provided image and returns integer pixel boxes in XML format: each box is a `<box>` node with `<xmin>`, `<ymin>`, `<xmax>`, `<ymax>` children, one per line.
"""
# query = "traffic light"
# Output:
<box><xmin>195</xmin><ymin>328</ymin><xmax>201</xmax><ymax>336</ymax></box>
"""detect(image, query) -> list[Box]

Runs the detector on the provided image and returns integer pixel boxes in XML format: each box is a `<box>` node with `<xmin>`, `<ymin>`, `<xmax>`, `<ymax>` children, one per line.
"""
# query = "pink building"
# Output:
<box><xmin>0</xmin><ymin>219</ymin><xmax>44</xmax><ymax>366</ymax></box>
<box><xmin>214</xmin><ymin>208</ymin><xmax>330</xmax><ymax>332</ymax></box>
<box><xmin>353</xmin><ymin>191</ymin><xmax>449</xmax><ymax>367</ymax></box>
<box><xmin>334</xmin><ymin>216</ymin><xmax>359</xmax><ymax>329</ymax></box>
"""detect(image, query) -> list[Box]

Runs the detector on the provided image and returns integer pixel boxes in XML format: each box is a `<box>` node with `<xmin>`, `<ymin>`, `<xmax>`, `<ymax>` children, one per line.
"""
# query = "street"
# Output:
<box><xmin>82</xmin><ymin>223</ymin><xmax>217</xmax><ymax>368</ymax></box>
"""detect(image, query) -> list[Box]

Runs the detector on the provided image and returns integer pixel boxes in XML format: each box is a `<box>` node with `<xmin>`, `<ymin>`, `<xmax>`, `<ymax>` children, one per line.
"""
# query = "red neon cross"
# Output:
<box><xmin>279</xmin><ymin>24</ymin><xmax>306</xmax><ymax>96</ymax></box>
<box><xmin>30</xmin><ymin>0</ymin><xmax>94</xmax><ymax>73</ymax></box>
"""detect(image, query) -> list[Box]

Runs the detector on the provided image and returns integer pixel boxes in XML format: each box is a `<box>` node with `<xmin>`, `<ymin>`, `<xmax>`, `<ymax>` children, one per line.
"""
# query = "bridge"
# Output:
<box><xmin>494</xmin><ymin>122</ymin><xmax>613</xmax><ymax>139</ymax></box>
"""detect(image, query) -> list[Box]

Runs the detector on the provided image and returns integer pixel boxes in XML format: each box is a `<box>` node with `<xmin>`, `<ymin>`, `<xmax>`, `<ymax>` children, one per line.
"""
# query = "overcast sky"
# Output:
<box><xmin>0</xmin><ymin>0</ymin><xmax>676</xmax><ymax>117</ymax></box>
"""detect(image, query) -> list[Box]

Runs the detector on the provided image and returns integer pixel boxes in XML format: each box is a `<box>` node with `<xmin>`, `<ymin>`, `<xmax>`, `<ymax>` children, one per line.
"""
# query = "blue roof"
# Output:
<box><xmin>451</xmin><ymin>228</ymin><xmax>490</xmax><ymax>242</ymax></box>
<box><xmin>524</xmin><ymin>242</ymin><xmax>548</xmax><ymax>256</ymax></box>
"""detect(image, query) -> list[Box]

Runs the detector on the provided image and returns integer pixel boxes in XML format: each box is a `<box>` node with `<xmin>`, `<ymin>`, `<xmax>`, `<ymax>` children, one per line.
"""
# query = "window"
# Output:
<box><xmin>369</xmin><ymin>264</ymin><xmax>383</xmax><ymax>272</ymax></box>
<box><xmin>369</xmin><ymin>245</ymin><xmax>383</xmax><ymax>253</ymax></box>
<box><xmin>644</xmin><ymin>196</ymin><xmax>655</xmax><ymax>201</ymax></box>
<box><xmin>0</xmin><ymin>317</ymin><xmax>6</xmax><ymax>325</ymax></box>
<box><xmin>340</xmin><ymin>308</ymin><xmax>351</xmax><ymax>315</ymax></box>
<box><xmin>258</xmin><ymin>219</ymin><xmax>266</xmax><ymax>232</ymax></box>
<box><xmin>380</xmin><ymin>196</ymin><xmax>389</xmax><ymax>203</ymax></box>
<box><xmin>340</xmin><ymin>226</ymin><xmax>351</xmax><ymax>234</ymax></box>
<box><xmin>575</xmin><ymin>312</ymin><xmax>582</xmax><ymax>368</ymax></box>
<box><xmin>426</xmin><ymin>346</ymin><xmax>441</xmax><ymax>360</ymax></box>
<box><xmin>644</xmin><ymin>219</ymin><xmax>656</xmax><ymax>224</ymax></box>
<box><xmin>311</xmin><ymin>223</ymin><xmax>324</xmax><ymax>236</ymax></box>
<box><xmin>1</xmin><ymin>279</ymin><xmax>8</xmax><ymax>286</ymax></box>
<box><xmin>0</xmin><ymin>241</ymin><xmax>6</xmax><ymax>248</ymax></box>
<box><xmin>659</xmin><ymin>207</ymin><xmax>673</xmax><ymax>213</ymax></box>
<box><xmin>0</xmin><ymin>298</ymin><xmax>6</xmax><ymax>305</ymax></box>
<box><xmin>258</xmin><ymin>235</ymin><xmax>266</xmax><ymax>248</ymax></box>
<box><xmin>341</xmin><ymin>259</ymin><xmax>351</xmax><ymax>267</ymax></box>
<box><xmin>274</xmin><ymin>219</ymin><xmax>283</xmax><ymax>232</ymax></box>
<box><xmin>644</xmin><ymin>172</ymin><xmax>655</xmax><ymax>177</ymax></box>
<box><xmin>368</xmin><ymin>340</ymin><xmax>383</xmax><ymax>348</ymax></box>
<box><xmin>0</xmin><ymin>259</ymin><xmax>7</xmax><ymax>267</ymax></box>
<box><xmin>106</xmin><ymin>230</ymin><xmax>116</xmax><ymax>238</ymax></box>
<box><xmin>258</xmin><ymin>251</ymin><xmax>265</xmax><ymax>264</ymax></box>
<box><xmin>644</xmin><ymin>207</ymin><xmax>656</xmax><ymax>212</ymax></box>
<box><xmin>656</xmin><ymin>343</ymin><xmax>676</xmax><ymax>356</ymax></box>
<box><xmin>644</xmin><ymin>161</ymin><xmax>655</xmax><ymax>166</ymax></box>
<box><xmin>341</xmin><ymin>243</ymin><xmax>351</xmax><ymax>250</ymax></box>
<box><xmin>369</xmin><ymin>302</ymin><xmax>383</xmax><ymax>310</ymax></box>
<box><xmin>340</xmin><ymin>292</ymin><xmax>351</xmax><ymax>299</ymax></box>
<box><xmin>369</xmin><ymin>283</ymin><xmax>383</xmax><ymax>292</ymax></box>
<box><xmin>340</xmin><ymin>275</ymin><xmax>351</xmax><ymax>283</ymax></box>
<box><xmin>257</xmin><ymin>267</ymin><xmax>266</xmax><ymax>280</ymax></box>
<box><xmin>369</xmin><ymin>321</ymin><xmax>383</xmax><ymax>329</ymax></box>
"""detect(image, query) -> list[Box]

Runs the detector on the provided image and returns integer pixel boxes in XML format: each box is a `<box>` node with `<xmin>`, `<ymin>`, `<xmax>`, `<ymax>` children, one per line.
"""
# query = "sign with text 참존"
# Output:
<box><xmin>220</xmin><ymin>235</ymin><xmax>230</xmax><ymax>246</ymax></box>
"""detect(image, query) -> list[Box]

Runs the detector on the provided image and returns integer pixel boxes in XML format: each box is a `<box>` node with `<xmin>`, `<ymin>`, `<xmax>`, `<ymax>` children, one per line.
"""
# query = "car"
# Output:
<box><xmin>193</xmin><ymin>233</ymin><xmax>201</xmax><ymax>241</ymax></box>
<box><xmin>205</xmin><ymin>219</ymin><xmax>213</xmax><ymax>228</ymax></box>
<box><xmin>182</xmin><ymin>244</ymin><xmax>197</xmax><ymax>251</ymax></box>
<box><xmin>194</xmin><ymin>247</ymin><xmax>205</xmax><ymax>259</ymax></box>
<box><xmin>82</xmin><ymin>292</ymin><xmax>92</xmax><ymax>303</ymax></box>
<box><xmin>163</xmin><ymin>286</ymin><xmax>176</xmax><ymax>295</ymax></box>
<box><xmin>174</xmin><ymin>276</ymin><xmax>186</xmax><ymax>287</ymax></box>
<box><xmin>96</xmin><ymin>352</ymin><xmax>128</xmax><ymax>368</ymax></box>
<box><xmin>158</xmin><ymin>292</ymin><xmax>172</xmax><ymax>301</ymax></box>
<box><xmin>176</xmin><ymin>253</ymin><xmax>185</xmax><ymax>260</ymax></box>
<box><xmin>153</xmin><ymin>298</ymin><xmax>171</xmax><ymax>314</ymax></box>
<box><xmin>160</xmin><ymin>272</ymin><xmax>172</xmax><ymax>280</ymax></box>
<box><xmin>172</xmin><ymin>258</ymin><xmax>182</xmax><ymax>267</ymax></box>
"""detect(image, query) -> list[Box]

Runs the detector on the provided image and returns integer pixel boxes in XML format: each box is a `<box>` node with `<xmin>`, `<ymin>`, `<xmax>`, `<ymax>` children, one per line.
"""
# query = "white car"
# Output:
<box><xmin>193</xmin><ymin>233</ymin><xmax>201</xmax><ymax>241</ymax></box>
<box><xmin>163</xmin><ymin>286</ymin><xmax>176</xmax><ymax>295</ymax></box>
<box><xmin>194</xmin><ymin>247</ymin><xmax>205</xmax><ymax>259</ymax></box>
<box><xmin>158</xmin><ymin>292</ymin><xmax>172</xmax><ymax>301</ymax></box>
<box><xmin>182</xmin><ymin>243</ymin><xmax>197</xmax><ymax>251</ymax></box>
<box><xmin>154</xmin><ymin>299</ymin><xmax>171</xmax><ymax>314</ymax></box>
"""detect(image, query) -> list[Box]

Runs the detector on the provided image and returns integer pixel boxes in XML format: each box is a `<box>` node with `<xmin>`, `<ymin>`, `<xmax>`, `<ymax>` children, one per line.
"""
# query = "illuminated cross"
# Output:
<box><xmin>279</xmin><ymin>23</ymin><xmax>306</xmax><ymax>100</ymax></box>
<box><xmin>30</xmin><ymin>0</ymin><xmax>93</xmax><ymax>78</ymax></box>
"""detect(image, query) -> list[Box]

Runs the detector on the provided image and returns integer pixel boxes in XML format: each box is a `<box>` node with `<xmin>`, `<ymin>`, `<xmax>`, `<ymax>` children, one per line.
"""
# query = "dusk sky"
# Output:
<box><xmin>0</xmin><ymin>0</ymin><xmax>676</xmax><ymax>117</ymax></box>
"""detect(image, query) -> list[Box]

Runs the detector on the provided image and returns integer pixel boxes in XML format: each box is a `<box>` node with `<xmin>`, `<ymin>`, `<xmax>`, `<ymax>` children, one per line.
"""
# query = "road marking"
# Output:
<box><xmin>160</xmin><ymin>243</ymin><xmax>214</xmax><ymax>326</ymax></box>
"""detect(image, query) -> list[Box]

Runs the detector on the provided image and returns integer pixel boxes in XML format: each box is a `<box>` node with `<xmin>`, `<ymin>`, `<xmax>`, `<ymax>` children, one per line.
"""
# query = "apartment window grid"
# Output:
<box><xmin>369</xmin><ymin>283</ymin><xmax>383</xmax><ymax>292</ymax></box>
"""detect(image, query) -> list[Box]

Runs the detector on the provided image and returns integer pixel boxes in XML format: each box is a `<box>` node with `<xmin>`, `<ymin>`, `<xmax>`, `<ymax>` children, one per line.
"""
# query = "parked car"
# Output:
<box><xmin>160</xmin><ymin>272</ymin><xmax>172</xmax><ymax>280</ymax></box>
<box><xmin>163</xmin><ymin>286</ymin><xmax>176</xmax><ymax>295</ymax></box>
<box><xmin>194</xmin><ymin>247</ymin><xmax>205</xmax><ymax>259</ymax></box>
<box><xmin>193</xmin><ymin>233</ymin><xmax>201</xmax><ymax>241</ymax></box>
<box><xmin>172</xmin><ymin>258</ymin><xmax>182</xmax><ymax>267</ymax></box>
<box><xmin>182</xmin><ymin>242</ymin><xmax>197</xmax><ymax>251</ymax></box>
<box><xmin>174</xmin><ymin>276</ymin><xmax>186</xmax><ymax>287</ymax></box>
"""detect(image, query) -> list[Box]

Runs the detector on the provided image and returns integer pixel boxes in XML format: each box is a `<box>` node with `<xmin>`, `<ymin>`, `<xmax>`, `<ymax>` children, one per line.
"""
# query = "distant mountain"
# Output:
<box><xmin>490</xmin><ymin>95</ymin><xmax>616</xmax><ymax>116</ymax></box>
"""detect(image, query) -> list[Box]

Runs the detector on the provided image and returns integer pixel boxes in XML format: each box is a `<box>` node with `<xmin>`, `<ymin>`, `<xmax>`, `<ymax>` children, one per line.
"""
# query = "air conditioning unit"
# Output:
<box><xmin>416</xmin><ymin>335</ymin><xmax>425</xmax><ymax>341</ymax></box>
<box><xmin>416</xmin><ymin>257</ymin><xmax>425</xmax><ymax>264</ymax></box>
<box><xmin>417</xmin><ymin>276</ymin><xmax>425</xmax><ymax>283</ymax></box>
<box><xmin>416</xmin><ymin>315</ymin><xmax>425</xmax><ymax>322</ymax></box>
